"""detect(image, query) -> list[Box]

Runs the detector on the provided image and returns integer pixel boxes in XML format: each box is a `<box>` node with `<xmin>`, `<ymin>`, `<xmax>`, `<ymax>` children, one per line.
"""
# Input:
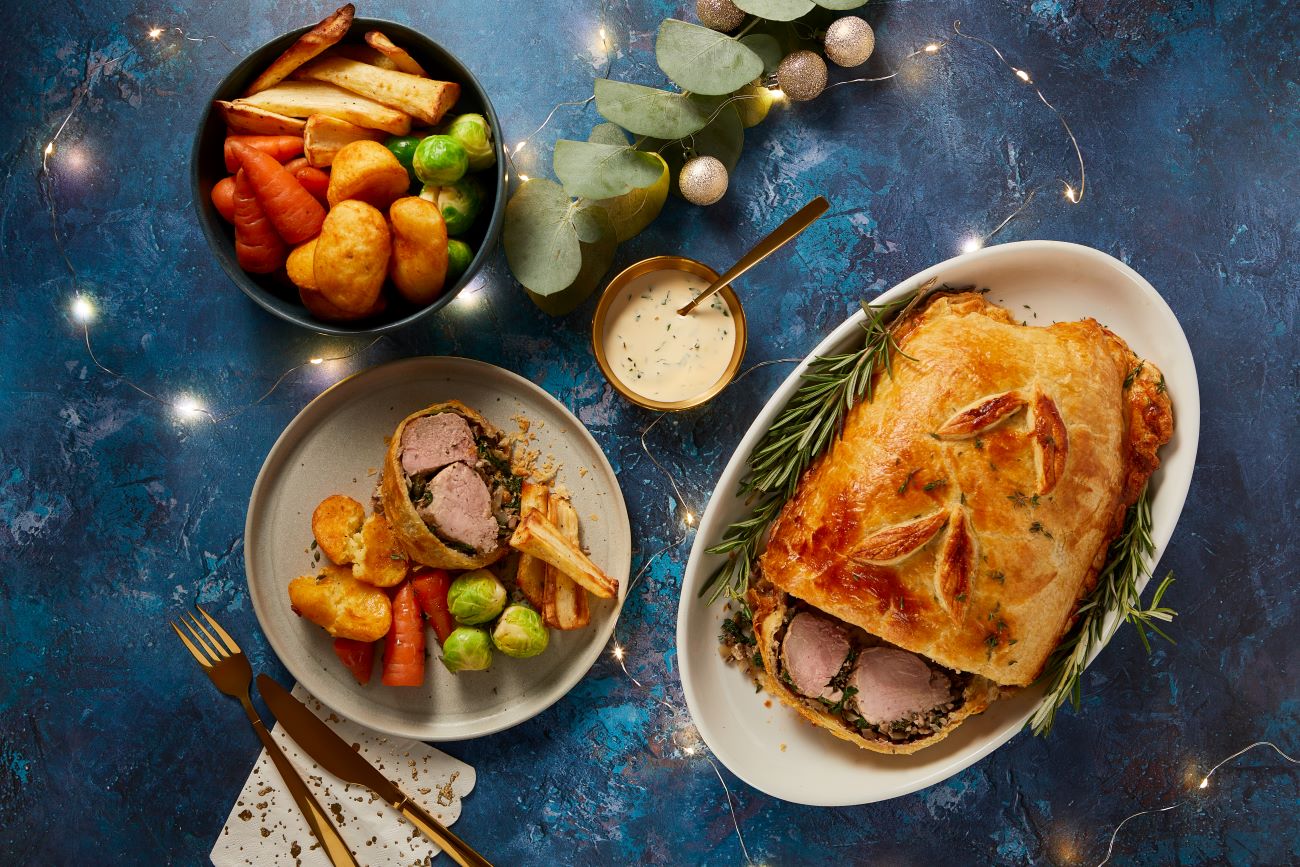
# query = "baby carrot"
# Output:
<box><xmin>382</xmin><ymin>581</ymin><xmax>426</xmax><ymax>687</ymax></box>
<box><xmin>231</xmin><ymin>169</ymin><xmax>286</xmax><ymax>274</ymax></box>
<box><xmin>211</xmin><ymin>176</ymin><xmax>237</xmax><ymax>223</ymax></box>
<box><xmin>223</xmin><ymin>134</ymin><xmax>303</xmax><ymax>173</ymax></box>
<box><xmin>283</xmin><ymin>157</ymin><xmax>330</xmax><ymax>206</ymax></box>
<box><xmin>228</xmin><ymin>141</ymin><xmax>325</xmax><ymax>245</ymax></box>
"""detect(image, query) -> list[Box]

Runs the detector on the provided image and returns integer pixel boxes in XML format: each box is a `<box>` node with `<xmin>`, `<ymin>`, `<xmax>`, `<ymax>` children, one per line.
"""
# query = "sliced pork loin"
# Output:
<box><xmin>417</xmin><ymin>462</ymin><xmax>499</xmax><ymax>554</ymax></box>
<box><xmin>400</xmin><ymin>412</ymin><xmax>478</xmax><ymax>477</ymax></box>
<box><xmin>781</xmin><ymin>612</ymin><xmax>852</xmax><ymax>702</ymax></box>
<box><xmin>850</xmin><ymin>647</ymin><xmax>953</xmax><ymax>726</ymax></box>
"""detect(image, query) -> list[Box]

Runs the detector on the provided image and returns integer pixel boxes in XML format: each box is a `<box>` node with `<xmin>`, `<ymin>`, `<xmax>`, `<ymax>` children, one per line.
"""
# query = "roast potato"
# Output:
<box><xmin>288</xmin><ymin>563</ymin><xmax>391</xmax><ymax>642</ymax></box>
<box><xmin>290</xmin><ymin>238</ymin><xmax>385</xmax><ymax>321</ymax></box>
<box><xmin>311</xmin><ymin>493</ymin><xmax>365</xmax><ymax>564</ymax></box>
<box><xmin>326</xmin><ymin>140</ymin><xmax>410</xmax><ymax>209</ymax></box>
<box><xmin>314</xmin><ymin>200</ymin><xmax>391</xmax><ymax>314</ymax></box>
<box><xmin>350</xmin><ymin>513</ymin><xmax>409</xmax><ymax>588</ymax></box>
<box><xmin>388</xmin><ymin>196</ymin><xmax>449</xmax><ymax>305</ymax></box>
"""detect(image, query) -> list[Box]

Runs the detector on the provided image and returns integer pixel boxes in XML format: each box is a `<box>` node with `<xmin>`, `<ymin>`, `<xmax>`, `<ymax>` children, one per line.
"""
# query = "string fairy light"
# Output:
<box><xmin>40</xmin><ymin>25</ymin><xmax>382</xmax><ymax>430</ymax></box>
<box><xmin>953</xmin><ymin>20</ymin><xmax>1086</xmax><ymax>204</ymax></box>
<box><xmin>1093</xmin><ymin>741</ymin><xmax>1298</xmax><ymax>866</ymax></box>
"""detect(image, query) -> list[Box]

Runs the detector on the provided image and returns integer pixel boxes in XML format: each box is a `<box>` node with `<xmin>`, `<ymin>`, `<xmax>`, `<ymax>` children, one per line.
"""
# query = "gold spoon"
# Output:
<box><xmin>676</xmin><ymin>195</ymin><xmax>830</xmax><ymax>316</ymax></box>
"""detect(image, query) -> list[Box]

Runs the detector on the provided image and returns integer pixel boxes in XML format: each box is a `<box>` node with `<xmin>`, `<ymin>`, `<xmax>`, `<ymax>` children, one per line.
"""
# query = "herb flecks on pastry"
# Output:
<box><xmin>745</xmin><ymin>292</ymin><xmax>1173</xmax><ymax>755</ymax></box>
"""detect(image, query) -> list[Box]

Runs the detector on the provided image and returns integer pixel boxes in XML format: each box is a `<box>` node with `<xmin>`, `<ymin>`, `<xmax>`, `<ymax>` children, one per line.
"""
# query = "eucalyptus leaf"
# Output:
<box><xmin>592</xmin><ymin>152</ymin><xmax>670</xmax><ymax>242</ymax></box>
<box><xmin>639</xmin><ymin>101</ymin><xmax>744</xmax><ymax>199</ymax></box>
<box><xmin>740</xmin><ymin>34</ymin><xmax>783</xmax><ymax>75</ymax></box>
<box><xmin>813</xmin><ymin>0</ymin><xmax>867</xmax><ymax>8</ymax></box>
<box><xmin>588</xmin><ymin>122</ymin><xmax>629</xmax><ymax>147</ymax></box>
<box><xmin>527</xmin><ymin>205</ymin><xmax>618</xmax><ymax>315</ymax></box>
<box><xmin>554</xmin><ymin>138</ymin><xmax>666</xmax><ymax>200</ymax></box>
<box><xmin>655</xmin><ymin>19</ymin><xmax>764</xmax><ymax>96</ymax></box>
<box><xmin>594</xmin><ymin>79</ymin><xmax>711</xmax><ymax>139</ymax></box>
<box><xmin>732</xmin><ymin>0</ymin><xmax>815</xmax><ymax>22</ymax></box>
<box><xmin>503</xmin><ymin>178</ymin><xmax>583</xmax><ymax>297</ymax></box>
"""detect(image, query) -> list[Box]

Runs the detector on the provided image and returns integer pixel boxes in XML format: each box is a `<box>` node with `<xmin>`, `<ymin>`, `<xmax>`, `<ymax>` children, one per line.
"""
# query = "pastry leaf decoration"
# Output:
<box><xmin>853</xmin><ymin>510</ymin><xmax>949</xmax><ymax>564</ymax></box>
<box><xmin>1029</xmin><ymin>485</ymin><xmax>1176</xmax><ymax>736</ymax></box>
<box><xmin>701</xmin><ymin>279</ymin><xmax>949</xmax><ymax>602</ymax></box>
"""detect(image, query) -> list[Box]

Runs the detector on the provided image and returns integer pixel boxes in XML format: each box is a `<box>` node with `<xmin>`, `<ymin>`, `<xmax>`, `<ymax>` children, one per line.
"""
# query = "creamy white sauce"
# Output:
<box><xmin>602</xmin><ymin>270</ymin><xmax>736</xmax><ymax>403</ymax></box>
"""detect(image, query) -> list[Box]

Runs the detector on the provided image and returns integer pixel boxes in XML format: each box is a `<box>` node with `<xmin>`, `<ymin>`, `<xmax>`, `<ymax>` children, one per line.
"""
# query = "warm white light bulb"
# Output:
<box><xmin>1199</xmin><ymin>777</ymin><xmax>1209</xmax><ymax>789</ymax></box>
<box><xmin>612</xmin><ymin>644</ymin><xmax>625</xmax><ymax>661</ymax></box>
<box><xmin>71</xmin><ymin>296</ymin><xmax>95</xmax><ymax>323</ymax></box>
<box><xmin>1064</xmin><ymin>184</ymin><xmax>1078</xmax><ymax>203</ymax></box>
<box><xmin>924</xmin><ymin>43</ymin><xmax>940</xmax><ymax>53</ymax></box>
<box><xmin>1014</xmin><ymin>68</ymin><xmax>1032</xmax><ymax>83</ymax></box>
<box><xmin>310</xmin><ymin>357</ymin><xmax>324</xmax><ymax>365</ymax></box>
<box><xmin>174</xmin><ymin>396</ymin><xmax>204</xmax><ymax>419</ymax></box>
<box><xmin>961</xmin><ymin>237</ymin><xmax>983</xmax><ymax>254</ymax></box>
<box><xmin>685</xmin><ymin>512</ymin><xmax>695</xmax><ymax>526</ymax></box>
<box><xmin>148</xmin><ymin>27</ymin><xmax>163</xmax><ymax>39</ymax></box>
<box><xmin>683</xmin><ymin>746</ymin><xmax>697</xmax><ymax>756</ymax></box>
<box><xmin>44</xmin><ymin>142</ymin><xmax>55</xmax><ymax>157</ymax></box>
<box><xmin>518</xmin><ymin>173</ymin><xmax>530</xmax><ymax>182</ymax></box>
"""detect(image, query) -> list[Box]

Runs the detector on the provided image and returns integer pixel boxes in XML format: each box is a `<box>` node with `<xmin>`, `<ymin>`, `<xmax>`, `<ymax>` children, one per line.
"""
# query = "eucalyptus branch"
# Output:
<box><xmin>1029</xmin><ymin>485</ymin><xmax>1177</xmax><ymax>736</ymax></box>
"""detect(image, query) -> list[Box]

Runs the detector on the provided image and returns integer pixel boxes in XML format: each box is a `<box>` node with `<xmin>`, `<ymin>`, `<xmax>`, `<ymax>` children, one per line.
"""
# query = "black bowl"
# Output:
<box><xmin>191</xmin><ymin>18</ymin><xmax>507</xmax><ymax>335</ymax></box>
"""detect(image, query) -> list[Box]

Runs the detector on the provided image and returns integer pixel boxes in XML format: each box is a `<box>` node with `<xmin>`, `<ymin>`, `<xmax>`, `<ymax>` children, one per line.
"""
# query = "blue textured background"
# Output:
<box><xmin>2</xmin><ymin>0</ymin><xmax>1297</xmax><ymax>864</ymax></box>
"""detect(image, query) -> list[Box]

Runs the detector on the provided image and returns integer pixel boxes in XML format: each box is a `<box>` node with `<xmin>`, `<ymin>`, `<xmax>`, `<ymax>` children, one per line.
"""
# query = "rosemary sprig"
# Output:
<box><xmin>1028</xmin><ymin>485</ymin><xmax>1176</xmax><ymax>736</ymax></box>
<box><xmin>701</xmin><ymin>281</ymin><xmax>948</xmax><ymax>602</ymax></box>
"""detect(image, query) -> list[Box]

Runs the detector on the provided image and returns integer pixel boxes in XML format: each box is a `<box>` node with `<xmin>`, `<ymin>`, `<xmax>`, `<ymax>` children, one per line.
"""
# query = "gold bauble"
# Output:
<box><xmin>776</xmin><ymin>50</ymin><xmax>828</xmax><ymax>102</ymax></box>
<box><xmin>696</xmin><ymin>0</ymin><xmax>746</xmax><ymax>32</ymax></box>
<box><xmin>824</xmin><ymin>16</ymin><xmax>875</xmax><ymax>68</ymax></box>
<box><xmin>679</xmin><ymin>155</ymin><xmax>728</xmax><ymax>206</ymax></box>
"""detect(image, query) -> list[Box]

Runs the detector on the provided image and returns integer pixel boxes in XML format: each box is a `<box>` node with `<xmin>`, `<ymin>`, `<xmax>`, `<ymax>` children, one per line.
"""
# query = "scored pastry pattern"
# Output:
<box><xmin>849</xmin><ymin>387</ymin><xmax>1069</xmax><ymax>623</ymax></box>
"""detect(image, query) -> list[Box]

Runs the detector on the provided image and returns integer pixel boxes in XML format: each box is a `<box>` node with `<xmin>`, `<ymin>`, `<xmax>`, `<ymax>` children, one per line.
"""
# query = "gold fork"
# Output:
<box><xmin>172</xmin><ymin>606</ymin><xmax>359</xmax><ymax>867</ymax></box>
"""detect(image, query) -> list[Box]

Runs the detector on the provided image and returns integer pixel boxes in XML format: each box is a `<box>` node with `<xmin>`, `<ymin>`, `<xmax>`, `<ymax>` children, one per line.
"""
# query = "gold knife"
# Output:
<box><xmin>257</xmin><ymin>674</ymin><xmax>493</xmax><ymax>867</ymax></box>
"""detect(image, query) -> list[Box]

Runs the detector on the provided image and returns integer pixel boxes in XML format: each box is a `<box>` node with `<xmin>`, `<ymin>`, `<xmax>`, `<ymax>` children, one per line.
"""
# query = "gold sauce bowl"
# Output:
<box><xmin>591</xmin><ymin>255</ymin><xmax>748</xmax><ymax>412</ymax></box>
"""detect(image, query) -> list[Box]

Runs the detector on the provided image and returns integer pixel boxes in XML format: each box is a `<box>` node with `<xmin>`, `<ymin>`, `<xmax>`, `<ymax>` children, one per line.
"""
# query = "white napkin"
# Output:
<box><xmin>211</xmin><ymin>685</ymin><xmax>475</xmax><ymax>866</ymax></box>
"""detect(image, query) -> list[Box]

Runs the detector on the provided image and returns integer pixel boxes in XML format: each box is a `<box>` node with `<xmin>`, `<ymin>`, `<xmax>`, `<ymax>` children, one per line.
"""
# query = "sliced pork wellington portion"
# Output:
<box><xmin>400</xmin><ymin>412</ymin><xmax>478</xmax><ymax>477</ymax></box>
<box><xmin>781</xmin><ymin>612</ymin><xmax>852</xmax><ymax>701</ymax></box>
<box><xmin>418</xmin><ymin>462</ymin><xmax>499</xmax><ymax>554</ymax></box>
<box><xmin>850</xmin><ymin>647</ymin><xmax>953</xmax><ymax>727</ymax></box>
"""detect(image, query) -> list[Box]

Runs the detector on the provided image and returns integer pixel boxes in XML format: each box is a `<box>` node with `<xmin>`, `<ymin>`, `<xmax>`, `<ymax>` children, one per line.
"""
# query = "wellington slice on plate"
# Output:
<box><xmin>677</xmin><ymin>241</ymin><xmax>1199</xmax><ymax>806</ymax></box>
<box><xmin>246</xmin><ymin>357</ymin><xmax>631</xmax><ymax>741</ymax></box>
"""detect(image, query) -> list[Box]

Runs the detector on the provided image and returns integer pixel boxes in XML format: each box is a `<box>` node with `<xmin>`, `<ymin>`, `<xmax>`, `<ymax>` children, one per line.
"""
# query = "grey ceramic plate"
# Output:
<box><xmin>246</xmin><ymin>357</ymin><xmax>630</xmax><ymax>741</ymax></box>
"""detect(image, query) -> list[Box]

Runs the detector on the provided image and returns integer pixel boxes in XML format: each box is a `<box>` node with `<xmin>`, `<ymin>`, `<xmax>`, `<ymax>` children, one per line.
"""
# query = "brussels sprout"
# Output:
<box><xmin>384</xmin><ymin>135</ymin><xmax>422</xmax><ymax>183</ymax></box>
<box><xmin>446</xmin><ymin>239</ymin><xmax>473</xmax><ymax>283</ymax></box>
<box><xmin>441</xmin><ymin>627</ymin><xmax>492</xmax><ymax>672</ymax></box>
<box><xmin>447</xmin><ymin>569</ymin><xmax>506</xmax><ymax>625</ymax></box>
<box><xmin>491</xmin><ymin>605</ymin><xmax>550</xmax><ymax>659</ymax></box>
<box><xmin>446</xmin><ymin>113</ymin><xmax>495</xmax><ymax>171</ymax></box>
<box><xmin>419</xmin><ymin>177</ymin><xmax>483</xmax><ymax>236</ymax></box>
<box><xmin>413</xmin><ymin>135</ymin><xmax>468</xmax><ymax>185</ymax></box>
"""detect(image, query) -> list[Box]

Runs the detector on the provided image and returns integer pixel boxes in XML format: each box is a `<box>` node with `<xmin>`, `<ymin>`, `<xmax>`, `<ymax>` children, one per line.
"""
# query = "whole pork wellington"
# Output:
<box><xmin>380</xmin><ymin>400</ymin><xmax>523</xmax><ymax>570</ymax></box>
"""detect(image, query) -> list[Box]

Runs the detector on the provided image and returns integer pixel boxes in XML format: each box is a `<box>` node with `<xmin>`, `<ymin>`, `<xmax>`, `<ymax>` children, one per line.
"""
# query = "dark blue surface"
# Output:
<box><xmin>3</xmin><ymin>1</ymin><xmax>1297</xmax><ymax>864</ymax></box>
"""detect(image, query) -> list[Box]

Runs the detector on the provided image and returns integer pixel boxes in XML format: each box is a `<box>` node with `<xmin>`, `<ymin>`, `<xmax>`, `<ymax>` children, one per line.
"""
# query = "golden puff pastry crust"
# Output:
<box><xmin>757</xmin><ymin>292</ymin><xmax>1173</xmax><ymax>688</ymax></box>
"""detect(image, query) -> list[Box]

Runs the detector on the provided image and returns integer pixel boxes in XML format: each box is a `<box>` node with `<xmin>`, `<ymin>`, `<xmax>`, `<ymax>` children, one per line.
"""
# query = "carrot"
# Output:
<box><xmin>283</xmin><ymin>157</ymin><xmax>330</xmax><ymax>206</ymax></box>
<box><xmin>228</xmin><ymin>141</ymin><xmax>326</xmax><ymax>245</ymax></box>
<box><xmin>382</xmin><ymin>581</ymin><xmax>426</xmax><ymax>687</ymax></box>
<box><xmin>231</xmin><ymin>169</ymin><xmax>286</xmax><ymax>274</ymax></box>
<box><xmin>332</xmin><ymin>638</ymin><xmax>376</xmax><ymax>685</ymax></box>
<box><xmin>211</xmin><ymin>176</ymin><xmax>237</xmax><ymax>223</ymax></box>
<box><xmin>410</xmin><ymin>569</ymin><xmax>456</xmax><ymax>645</ymax></box>
<box><xmin>223</xmin><ymin>134</ymin><xmax>304</xmax><ymax>173</ymax></box>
